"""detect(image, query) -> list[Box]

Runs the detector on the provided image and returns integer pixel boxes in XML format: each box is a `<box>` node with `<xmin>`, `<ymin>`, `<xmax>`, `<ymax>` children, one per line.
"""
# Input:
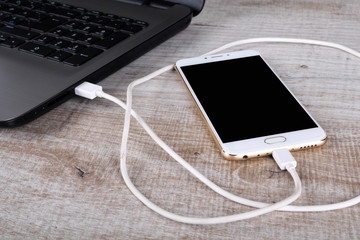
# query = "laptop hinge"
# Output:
<box><xmin>146</xmin><ymin>0</ymin><xmax>205</xmax><ymax>16</ymax></box>
<box><xmin>118</xmin><ymin>0</ymin><xmax>205</xmax><ymax>16</ymax></box>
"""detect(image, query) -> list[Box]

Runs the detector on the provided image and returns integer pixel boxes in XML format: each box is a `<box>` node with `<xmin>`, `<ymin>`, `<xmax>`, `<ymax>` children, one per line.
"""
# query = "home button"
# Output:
<box><xmin>264</xmin><ymin>136</ymin><xmax>286</xmax><ymax>144</ymax></box>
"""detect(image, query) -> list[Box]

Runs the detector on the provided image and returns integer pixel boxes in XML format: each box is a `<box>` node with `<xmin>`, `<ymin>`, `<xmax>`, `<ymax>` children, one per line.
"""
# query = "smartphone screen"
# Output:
<box><xmin>176</xmin><ymin>50</ymin><xmax>326</xmax><ymax>159</ymax></box>
<box><xmin>179</xmin><ymin>55</ymin><xmax>317</xmax><ymax>143</ymax></box>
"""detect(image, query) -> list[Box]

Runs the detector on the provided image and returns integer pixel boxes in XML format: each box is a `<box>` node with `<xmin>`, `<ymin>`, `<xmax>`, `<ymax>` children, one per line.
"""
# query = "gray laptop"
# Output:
<box><xmin>0</xmin><ymin>0</ymin><xmax>205</xmax><ymax>127</ymax></box>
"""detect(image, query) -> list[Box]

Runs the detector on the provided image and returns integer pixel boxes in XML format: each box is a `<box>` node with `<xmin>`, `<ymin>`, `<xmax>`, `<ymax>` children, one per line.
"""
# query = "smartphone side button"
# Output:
<box><xmin>264</xmin><ymin>136</ymin><xmax>287</xmax><ymax>144</ymax></box>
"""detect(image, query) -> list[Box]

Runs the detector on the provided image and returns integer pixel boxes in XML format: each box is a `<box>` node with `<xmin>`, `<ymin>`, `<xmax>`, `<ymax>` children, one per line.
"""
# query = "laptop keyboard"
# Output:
<box><xmin>0</xmin><ymin>0</ymin><xmax>148</xmax><ymax>66</ymax></box>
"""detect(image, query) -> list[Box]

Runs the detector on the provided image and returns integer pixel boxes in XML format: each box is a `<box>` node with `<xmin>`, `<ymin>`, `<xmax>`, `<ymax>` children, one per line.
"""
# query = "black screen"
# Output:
<box><xmin>180</xmin><ymin>56</ymin><xmax>317</xmax><ymax>143</ymax></box>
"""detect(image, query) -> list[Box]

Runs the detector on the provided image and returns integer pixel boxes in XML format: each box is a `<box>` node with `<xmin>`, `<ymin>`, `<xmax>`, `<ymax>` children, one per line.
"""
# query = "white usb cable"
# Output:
<box><xmin>75</xmin><ymin>38</ymin><xmax>360</xmax><ymax>224</ymax></box>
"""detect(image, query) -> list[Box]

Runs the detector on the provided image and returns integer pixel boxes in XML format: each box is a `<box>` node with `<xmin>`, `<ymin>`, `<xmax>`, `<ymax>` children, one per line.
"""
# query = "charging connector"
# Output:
<box><xmin>272</xmin><ymin>149</ymin><xmax>297</xmax><ymax>170</ymax></box>
<box><xmin>75</xmin><ymin>82</ymin><xmax>103</xmax><ymax>100</ymax></box>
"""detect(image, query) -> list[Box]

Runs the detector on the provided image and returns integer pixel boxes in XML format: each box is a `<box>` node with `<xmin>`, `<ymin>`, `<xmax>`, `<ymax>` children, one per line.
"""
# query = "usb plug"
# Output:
<box><xmin>75</xmin><ymin>82</ymin><xmax>103</xmax><ymax>99</ymax></box>
<box><xmin>272</xmin><ymin>149</ymin><xmax>297</xmax><ymax>170</ymax></box>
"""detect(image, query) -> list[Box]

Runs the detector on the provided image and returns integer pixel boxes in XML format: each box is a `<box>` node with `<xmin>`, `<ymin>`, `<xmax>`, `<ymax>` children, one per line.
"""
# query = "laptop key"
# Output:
<box><xmin>121</xmin><ymin>24</ymin><xmax>143</xmax><ymax>34</ymax></box>
<box><xmin>28</xmin><ymin>16</ymin><xmax>66</xmax><ymax>32</ymax></box>
<box><xmin>94</xmin><ymin>32</ymin><xmax>129</xmax><ymax>49</ymax></box>
<box><xmin>104</xmin><ymin>20</ymin><xmax>126</xmax><ymax>30</ymax></box>
<box><xmin>34</xmin><ymin>3</ymin><xmax>55</xmax><ymax>13</ymax></box>
<box><xmin>34</xmin><ymin>34</ymin><xmax>55</xmax><ymax>44</ymax></box>
<box><xmin>48</xmin><ymin>38</ymin><xmax>70</xmax><ymax>48</ymax></box>
<box><xmin>63</xmin><ymin>31</ymin><xmax>84</xmax><ymax>41</ymax></box>
<box><xmin>0</xmin><ymin>25</ymin><xmax>38</xmax><ymax>39</ymax></box>
<box><xmin>0</xmin><ymin>32</ymin><xmax>9</xmax><ymax>41</ymax></box>
<box><xmin>17</xmin><ymin>0</ymin><xmax>33</xmax><ymax>9</ymax></box>
<box><xmin>63</xmin><ymin>47</ymin><xmax>103</xmax><ymax>66</ymax></box>
<box><xmin>51</xmin><ymin>7</ymin><xmax>80</xmax><ymax>18</ymax></box>
<box><xmin>78</xmin><ymin>35</ymin><xmax>100</xmax><ymax>45</ymax></box>
<box><xmin>47</xmin><ymin>50</ymin><xmax>72</xmax><ymax>62</ymax></box>
<box><xmin>27</xmin><ymin>11</ymin><xmax>48</xmax><ymax>21</ymax></box>
<box><xmin>64</xmin><ymin>42</ymin><xmax>86</xmax><ymax>53</ymax></box>
<box><xmin>91</xmin><ymin>27</ymin><xmax>113</xmax><ymax>38</ymax></box>
<box><xmin>76</xmin><ymin>23</ymin><xmax>96</xmax><ymax>33</ymax></box>
<box><xmin>19</xmin><ymin>42</ymin><xmax>55</xmax><ymax>57</ymax></box>
<box><xmin>1</xmin><ymin>37</ymin><xmax>24</xmax><ymax>47</ymax></box>
<box><xmin>48</xmin><ymin>27</ymin><xmax>69</xmax><ymax>37</ymax></box>
<box><xmin>16</xmin><ymin>9</ymin><xmax>37</xmax><ymax>18</ymax></box>
<box><xmin>134</xmin><ymin>20</ymin><xmax>148</xmax><ymax>27</ymax></box>
<box><xmin>90</xmin><ymin>17</ymin><xmax>109</xmax><ymax>26</ymax></box>
<box><xmin>3</xmin><ymin>15</ymin><xmax>26</xmax><ymax>25</ymax></box>
<box><xmin>76</xmin><ymin>14</ymin><xmax>95</xmax><ymax>22</ymax></box>
<box><xmin>62</xmin><ymin>20</ymin><xmax>81</xmax><ymax>29</ymax></box>
<box><xmin>4</xmin><ymin>5</ymin><xmax>21</xmax><ymax>14</ymax></box>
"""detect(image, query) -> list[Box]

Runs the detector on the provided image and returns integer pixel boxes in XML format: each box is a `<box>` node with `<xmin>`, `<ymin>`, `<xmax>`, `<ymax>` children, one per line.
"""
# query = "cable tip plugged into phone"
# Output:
<box><xmin>272</xmin><ymin>149</ymin><xmax>297</xmax><ymax>170</ymax></box>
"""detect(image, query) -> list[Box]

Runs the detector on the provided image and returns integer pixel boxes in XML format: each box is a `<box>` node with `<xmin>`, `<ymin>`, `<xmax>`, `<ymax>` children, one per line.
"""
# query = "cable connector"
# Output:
<box><xmin>272</xmin><ymin>149</ymin><xmax>297</xmax><ymax>170</ymax></box>
<box><xmin>75</xmin><ymin>82</ymin><xmax>103</xmax><ymax>99</ymax></box>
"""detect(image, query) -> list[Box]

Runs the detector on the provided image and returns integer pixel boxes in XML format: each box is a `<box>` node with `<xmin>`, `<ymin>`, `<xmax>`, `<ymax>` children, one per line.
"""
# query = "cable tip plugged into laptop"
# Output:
<box><xmin>75</xmin><ymin>82</ymin><xmax>103</xmax><ymax>99</ymax></box>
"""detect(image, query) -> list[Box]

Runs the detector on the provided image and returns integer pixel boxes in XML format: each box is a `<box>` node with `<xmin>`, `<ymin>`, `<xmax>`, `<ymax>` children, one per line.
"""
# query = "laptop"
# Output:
<box><xmin>0</xmin><ymin>0</ymin><xmax>205</xmax><ymax>127</ymax></box>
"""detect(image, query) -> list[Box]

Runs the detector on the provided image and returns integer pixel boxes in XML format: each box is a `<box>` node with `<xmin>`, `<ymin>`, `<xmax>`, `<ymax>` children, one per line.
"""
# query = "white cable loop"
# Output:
<box><xmin>98</xmin><ymin>38</ymin><xmax>360</xmax><ymax>223</ymax></box>
<box><xmin>99</xmin><ymin>90</ymin><xmax>302</xmax><ymax>224</ymax></box>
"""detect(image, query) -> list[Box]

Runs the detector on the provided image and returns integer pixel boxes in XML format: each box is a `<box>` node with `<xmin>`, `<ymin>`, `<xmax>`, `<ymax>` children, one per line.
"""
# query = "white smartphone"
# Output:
<box><xmin>175</xmin><ymin>50</ymin><xmax>327</xmax><ymax>160</ymax></box>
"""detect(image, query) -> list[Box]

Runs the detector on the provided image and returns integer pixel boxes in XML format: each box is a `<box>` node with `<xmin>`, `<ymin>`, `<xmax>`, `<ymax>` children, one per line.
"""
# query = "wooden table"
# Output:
<box><xmin>1</xmin><ymin>0</ymin><xmax>360</xmax><ymax>239</ymax></box>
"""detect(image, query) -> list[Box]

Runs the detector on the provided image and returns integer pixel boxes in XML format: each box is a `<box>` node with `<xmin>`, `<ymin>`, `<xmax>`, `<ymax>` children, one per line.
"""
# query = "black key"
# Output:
<box><xmin>51</xmin><ymin>7</ymin><xmax>80</xmax><ymax>18</ymax></box>
<box><xmin>48</xmin><ymin>38</ymin><xmax>70</xmax><ymax>48</ymax></box>
<box><xmin>0</xmin><ymin>32</ymin><xmax>9</xmax><ymax>41</ymax></box>
<box><xmin>3</xmin><ymin>15</ymin><xmax>26</xmax><ymax>25</ymax></box>
<box><xmin>47</xmin><ymin>50</ymin><xmax>72</xmax><ymax>62</ymax></box>
<box><xmin>19</xmin><ymin>42</ymin><xmax>55</xmax><ymax>56</ymax></box>
<box><xmin>16</xmin><ymin>19</ymin><xmax>31</xmax><ymax>28</ymax></box>
<box><xmin>27</xmin><ymin>11</ymin><xmax>47</xmax><ymax>21</ymax></box>
<box><xmin>34</xmin><ymin>4</ymin><xmax>55</xmax><ymax>13</ymax></box>
<box><xmin>16</xmin><ymin>9</ymin><xmax>36</xmax><ymax>18</ymax></box>
<box><xmin>103</xmin><ymin>13</ymin><xmax>118</xmax><ymax>19</ymax></box>
<box><xmin>105</xmin><ymin>20</ymin><xmax>126</xmax><ymax>30</ymax></box>
<box><xmin>48</xmin><ymin>27</ymin><xmax>69</xmax><ymax>37</ymax></box>
<box><xmin>4</xmin><ymin>6</ymin><xmax>21</xmax><ymax>14</ymax></box>
<box><xmin>94</xmin><ymin>32</ymin><xmax>129</xmax><ymax>49</ymax></box>
<box><xmin>90</xmin><ymin>17</ymin><xmax>109</xmax><ymax>25</ymax></box>
<box><xmin>119</xmin><ymin>17</ymin><xmax>133</xmax><ymax>23</ymax></box>
<box><xmin>34</xmin><ymin>34</ymin><xmax>55</xmax><ymax>44</ymax></box>
<box><xmin>74</xmin><ymin>7</ymin><xmax>86</xmax><ymax>13</ymax></box>
<box><xmin>0</xmin><ymin>3</ymin><xmax>8</xmax><ymax>10</ymax></box>
<box><xmin>62</xmin><ymin>20</ymin><xmax>81</xmax><ymax>29</ymax></box>
<box><xmin>59</xmin><ymin>3</ymin><xmax>72</xmax><ymax>9</ymax></box>
<box><xmin>29</xmin><ymin>16</ymin><xmax>66</xmax><ymax>32</ymax></box>
<box><xmin>78</xmin><ymin>35</ymin><xmax>100</xmax><ymax>45</ymax></box>
<box><xmin>64</xmin><ymin>47</ymin><xmax>103</xmax><ymax>66</ymax></box>
<box><xmin>0</xmin><ymin>12</ymin><xmax>10</xmax><ymax>21</ymax></box>
<box><xmin>1</xmin><ymin>37</ymin><xmax>24</xmax><ymax>47</ymax></box>
<box><xmin>63</xmin><ymin>31</ymin><xmax>84</xmax><ymax>41</ymax></box>
<box><xmin>64</xmin><ymin>42</ymin><xmax>86</xmax><ymax>53</ymax></box>
<box><xmin>76</xmin><ymin>14</ymin><xmax>95</xmax><ymax>22</ymax></box>
<box><xmin>76</xmin><ymin>24</ymin><xmax>96</xmax><ymax>33</ymax></box>
<box><xmin>48</xmin><ymin>1</ymin><xmax>60</xmax><ymax>7</ymax></box>
<box><xmin>121</xmin><ymin>24</ymin><xmax>143</xmax><ymax>34</ymax></box>
<box><xmin>0</xmin><ymin>25</ymin><xmax>38</xmax><ymax>39</ymax></box>
<box><xmin>6</xmin><ymin>0</ymin><xmax>22</xmax><ymax>5</ymax></box>
<box><xmin>91</xmin><ymin>27</ymin><xmax>113</xmax><ymax>37</ymax></box>
<box><xmin>17</xmin><ymin>0</ymin><xmax>33</xmax><ymax>9</ymax></box>
<box><xmin>134</xmin><ymin>20</ymin><xmax>148</xmax><ymax>27</ymax></box>
<box><xmin>25</xmin><ymin>1</ymin><xmax>42</xmax><ymax>10</ymax></box>
<box><xmin>88</xmin><ymin>10</ymin><xmax>102</xmax><ymax>16</ymax></box>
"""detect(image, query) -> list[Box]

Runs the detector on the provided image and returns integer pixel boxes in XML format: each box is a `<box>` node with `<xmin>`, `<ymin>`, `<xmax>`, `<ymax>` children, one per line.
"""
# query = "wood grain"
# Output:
<box><xmin>1</xmin><ymin>0</ymin><xmax>360</xmax><ymax>239</ymax></box>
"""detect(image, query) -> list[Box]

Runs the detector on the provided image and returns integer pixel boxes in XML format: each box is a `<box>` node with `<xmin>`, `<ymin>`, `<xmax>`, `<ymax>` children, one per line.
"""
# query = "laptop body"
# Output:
<box><xmin>0</xmin><ymin>0</ymin><xmax>205</xmax><ymax>127</ymax></box>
